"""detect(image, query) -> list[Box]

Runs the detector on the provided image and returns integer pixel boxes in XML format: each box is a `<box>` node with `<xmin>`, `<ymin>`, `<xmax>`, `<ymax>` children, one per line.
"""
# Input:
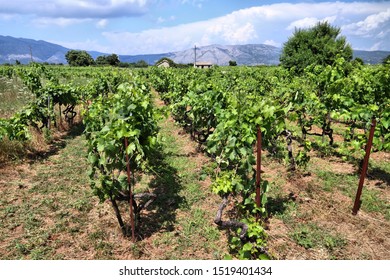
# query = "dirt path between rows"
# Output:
<box><xmin>0</xmin><ymin>110</ymin><xmax>229</xmax><ymax>259</ymax></box>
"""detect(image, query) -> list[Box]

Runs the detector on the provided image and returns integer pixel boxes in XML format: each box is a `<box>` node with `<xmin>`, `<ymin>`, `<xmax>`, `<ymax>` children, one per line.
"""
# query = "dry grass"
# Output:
<box><xmin>0</xmin><ymin>77</ymin><xmax>32</xmax><ymax>119</ymax></box>
<box><xmin>264</xmin><ymin>150</ymin><xmax>390</xmax><ymax>260</ymax></box>
<box><xmin>0</xmin><ymin>113</ymin><xmax>229</xmax><ymax>260</ymax></box>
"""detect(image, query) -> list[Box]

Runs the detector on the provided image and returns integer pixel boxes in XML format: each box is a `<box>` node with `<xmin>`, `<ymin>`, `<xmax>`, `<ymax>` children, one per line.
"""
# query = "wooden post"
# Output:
<box><xmin>352</xmin><ymin>118</ymin><xmax>376</xmax><ymax>215</ymax></box>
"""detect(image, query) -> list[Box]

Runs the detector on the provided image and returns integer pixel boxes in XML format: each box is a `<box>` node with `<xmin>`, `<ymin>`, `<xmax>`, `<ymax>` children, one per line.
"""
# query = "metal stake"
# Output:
<box><xmin>352</xmin><ymin>118</ymin><xmax>377</xmax><ymax>215</ymax></box>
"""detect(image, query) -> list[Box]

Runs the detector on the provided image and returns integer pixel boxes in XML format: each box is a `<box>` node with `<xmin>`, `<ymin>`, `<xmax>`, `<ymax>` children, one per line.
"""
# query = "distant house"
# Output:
<box><xmin>194</xmin><ymin>62</ymin><xmax>213</xmax><ymax>69</ymax></box>
<box><xmin>156</xmin><ymin>59</ymin><xmax>171</xmax><ymax>68</ymax></box>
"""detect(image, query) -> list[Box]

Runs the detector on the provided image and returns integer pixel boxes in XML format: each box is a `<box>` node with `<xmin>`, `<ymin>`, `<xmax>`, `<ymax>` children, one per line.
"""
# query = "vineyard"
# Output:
<box><xmin>0</xmin><ymin>62</ymin><xmax>389</xmax><ymax>260</ymax></box>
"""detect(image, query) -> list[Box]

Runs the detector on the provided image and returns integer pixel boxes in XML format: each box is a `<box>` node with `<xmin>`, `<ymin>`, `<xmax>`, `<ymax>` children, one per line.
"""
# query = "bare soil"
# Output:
<box><xmin>265</xmin><ymin>153</ymin><xmax>390</xmax><ymax>259</ymax></box>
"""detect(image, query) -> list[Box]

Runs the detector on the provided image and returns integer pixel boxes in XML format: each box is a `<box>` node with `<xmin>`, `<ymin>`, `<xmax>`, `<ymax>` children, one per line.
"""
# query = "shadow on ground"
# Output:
<box><xmin>127</xmin><ymin>149</ymin><xmax>188</xmax><ymax>240</ymax></box>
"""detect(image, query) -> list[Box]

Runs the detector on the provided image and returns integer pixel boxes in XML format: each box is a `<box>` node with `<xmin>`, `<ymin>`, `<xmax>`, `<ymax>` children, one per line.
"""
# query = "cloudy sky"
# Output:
<box><xmin>0</xmin><ymin>0</ymin><xmax>389</xmax><ymax>55</ymax></box>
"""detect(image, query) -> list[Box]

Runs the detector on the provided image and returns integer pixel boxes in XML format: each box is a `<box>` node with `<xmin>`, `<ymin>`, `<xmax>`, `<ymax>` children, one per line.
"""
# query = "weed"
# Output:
<box><xmin>88</xmin><ymin>229</ymin><xmax>106</xmax><ymax>241</ymax></box>
<box><xmin>130</xmin><ymin>244</ymin><xmax>143</xmax><ymax>258</ymax></box>
<box><xmin>4</xmin><ymin>205</ymin><xmax>17</xmax><ymax>215</ymax></box>
<box><xmin>272</xmin><ymin>199</ymin><xmax>298</xmax><ymax>225</ymax></box>
<box><xmin>0</xmin><ymin>137</ymin><xmax>26</xmax><ymax>163</ymax></box>
<box><xmin>14</xmin><ymin>242</ymin><xmax>30</xmax><ymax>256</ymax></box>
<box><xmin>290</xmin><ymin>223</ymin><xmax>347</xmax><ymax>252</ymax></box>
<box><xmin>290</xmin><ymin>225</ymin><xmax>315</xmax><ymax>249</ymax></box>
<box><xmin>71</xmin><ymin>198</ymin><xmax>93</xmax><ymax>212</ymax></box>
<box><xmin>29</xmin><ymin>246</ymin><xmax>52</xmax><ymax>260</ymax></box>
<box><xmin>42</xmin><ymin>127</ymin><xmax>53</xmax><ymax>143</ymax></box>
<box><xmin>24</xmin><ymin>213</ymin><xmax>42</xmax><ymax>231</ymax></box>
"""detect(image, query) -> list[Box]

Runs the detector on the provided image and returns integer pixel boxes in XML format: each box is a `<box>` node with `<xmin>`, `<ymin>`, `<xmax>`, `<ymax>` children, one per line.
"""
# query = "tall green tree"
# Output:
<box><xmin>280</xmin><ymin>22</ymin><xmax>353</xmax><ymax>74</ymax></box>
<box><xmin>65</xmin><ymin>50</ymin><xmax>95</xmax><ymax>66</ymax></box>
<box><xmin>95</xmin><ymin>55</ymin><xmax>107</xmax><ymax>65</ymax></box>
<box><xmin>106</xmin><ymin>54</ymin><xmax>120</xmax><ymax>66</ymax></box>
<box><xmin>96</xmin><ymin>54</ymin><xmax>120</xmax><ymax>66</ymax></box>
<box><xmin>135</xmin><ymin>60</ymin><xmax>149</xmax><ymax>68</ymax></box>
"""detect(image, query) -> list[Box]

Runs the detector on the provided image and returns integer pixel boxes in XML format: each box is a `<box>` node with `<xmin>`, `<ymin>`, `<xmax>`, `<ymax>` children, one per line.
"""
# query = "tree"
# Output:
<box><xmin>65</xmin><ymin>50</ymin><xmax>95</xmax><ymax>66</ymax></box>
<box><xmin>229</xmin><ymin>60</ymin><xmax>237</xmax><ymax>66</ymax></box>
<box><xmin>280</xmin><ymin>22</ymin><xmax>353</xmax><ymax>74</ymax></box>
<box><xmin>118</xmin><ymin>62</ymin><xmax>131</xmax><ymax>68</ymax></box>
<box><xmin>134</xmin><ymin>60</ymin><xmax>149</xmax><ymax>68</ymax></box>
<box><xmin>353</xmin><ymin>57</ymin><xmax>364</xmax><ymax>66</ymax></box>
<box><xmin>96</xmin><ymin>54</ymin><xmax>121</xmax><ymax>66</ymax></box>
<box><xmin>106</xmin><ymin>54</ymin><xmax>120</xmax><ymax>66</ymax></box>
<box><xmin>95</xmin><ymin>55</ymin><xmax>107</xmax><ymax>65</ymax></box>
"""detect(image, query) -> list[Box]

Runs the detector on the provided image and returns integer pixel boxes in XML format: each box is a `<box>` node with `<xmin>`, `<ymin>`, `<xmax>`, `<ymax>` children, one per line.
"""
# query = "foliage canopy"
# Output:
<box><xmin>96</xmin><ymin>54</ymin><xmax>120</xmax><ymax>66</ymax></box>
<box><xmin>280</xmin><ymin>22</ymin><xmax>353</xmax><ymax>74</ymax></box>
<box><xmin>65</xmin><ymin>50</ymin><xmax>95</xmax><ymax>66</ymax></box>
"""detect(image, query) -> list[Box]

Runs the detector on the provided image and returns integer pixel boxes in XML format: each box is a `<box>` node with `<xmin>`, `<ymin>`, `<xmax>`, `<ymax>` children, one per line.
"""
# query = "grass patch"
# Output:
<box><xmin>143</xmin><ymin>117</ymin><xmax>227</xmax><ymax>259</ymax></box>
<box><xmin>269</xmin><ymin>197</ymin><xmax>298</xmax><ymax>223</ymax></box>
<box><xmin>315</xmin><ymin>170</ymin><xmax>390</xmax><ymax>220</ymax></box>
<box><xmin>0</xmin><ymin>124</ymin><xmax>96</xmax><ymax>259</ymax></box>
<box><xmin>290</xmin><ymin>223</ymin><xmax>347</xmax><ymax>252</ymax></box>
<box><xmin>0</xmin><ymin>77</ymin><xmax>33</xmax><ymax>118</ymax></box>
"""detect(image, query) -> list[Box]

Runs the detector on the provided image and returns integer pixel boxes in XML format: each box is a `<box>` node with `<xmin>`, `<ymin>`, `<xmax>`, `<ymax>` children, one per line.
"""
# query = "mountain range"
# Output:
<box><xmin>1</xmin><ymin>35</ymin><xmax>389</xmax><ymax>66</ymax></box>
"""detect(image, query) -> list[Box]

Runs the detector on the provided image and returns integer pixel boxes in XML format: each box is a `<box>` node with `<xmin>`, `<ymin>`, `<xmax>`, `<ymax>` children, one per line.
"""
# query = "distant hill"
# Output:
<box><xmin>1</xmin><ymin>35</ymin><xmax>389</xmax><ymax>65</ymax></box>
<box><xmin>0</xmin><ymin>35</ymin><xmax>69</xmax><ymax>64</ymax></box>
<box><xmin>168</xmin><ymin>44</ymin><xmax>281</xmax><ymax>66</ymax></box>
<box><xmin>118</xmin><ymin>44</ymin><xmax>281</xmax><ymax>66</ymax></box>
<box><xmin>353</xmin><ymin>50</ymin><xmax>390</xmax><ymax>65</ymax></box>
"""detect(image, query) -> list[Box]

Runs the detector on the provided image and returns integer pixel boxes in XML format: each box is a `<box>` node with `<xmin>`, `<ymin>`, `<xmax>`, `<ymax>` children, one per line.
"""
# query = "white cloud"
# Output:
<box><xmin>263</xmin><ymin>39</ymin><xmax>280</xmax><ymax>48</ymax></box>
<box><xmin>103</xmin><ymin>15</ymin><xmax>260</xmax><ymax>54</ymax></box>
<box><xmin>287</xmin><ymin>16</ymin><xmax>337</xmax><ymax>30</ymax></box>
<box><xmin>377</xmin><ymin>29</ymin><xmax>390</xmax><ymax>39</ymax></box>
<box><xmin>33</xmin><ymin>17</ymin><xmax>92</xmax><ymax>27</ymax></box>
<box><xmin>369</xmin><ymin>41</ymin><xmax>382</xmax><ymax>51</ymax></box>
<box><xmin>0</xmin><ymin>0</ymin><xmax>150</xmax><ymax>18</ymax></box>
<box><xmin>0</xmin><ymin>13</ymin><xmax>16</xmax><ymax>21</ymax></box>
<box><xmin>181</xmin><ymin>0</ymin><xmax>204</xmax><ymax>8</ymax></box>
<box><xmin>342</xmin><ymin>9</ymin><xmax>390</xmax><ymax>36</ymax></box>
<box><xmin>96</xmin><ymin>19</ymin><xmax>108</xmax><ymax>29</ymax></box>
<box><xmin>157</xmin><ymin>15</ymin><xmax>176</xmax><ymax>24</ymax></box>
<box><xmin>287</xmin><ymin>17</ymin><xmax>320</xmax><ymax>30</ymax></box>
<box><xmin>37</xmin><ymin>1</ymin><xmax>390</xmax><ymax>54</ymax></box>
<box><xmin>51</xmin><ymin>39</ymin><xmax>111</xmax><ymax>53</ymax></box>
<box><xmin>204</xmin><ymin>19</ymin><xmax>258</xmax><ymax>44</ymax></box>
<box><xmin>102</xmin><ymin>22</ymin><xmax>204</xmax><ymax>54</ymax></box>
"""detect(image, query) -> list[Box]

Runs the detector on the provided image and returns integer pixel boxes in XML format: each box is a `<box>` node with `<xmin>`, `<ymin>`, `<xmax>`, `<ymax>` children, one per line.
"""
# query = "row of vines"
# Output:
<box><xmin>0</xmin><ymin>64</ymin><xmax>125</xmax><ymax>141</ymax></box>
<box><xmin>148</xmin><ymin>59</ymin><xmax>389</xmax><ymax>259</ymax></box>
<box><xmin>0</xmin><ymin>64</ymin><xmax>159</xmax><ymax>241</ymax></box>
<box><xmin>1</xmin><ymin>61</ymin><xmax>389</xmax><ymax>260</ymax></box>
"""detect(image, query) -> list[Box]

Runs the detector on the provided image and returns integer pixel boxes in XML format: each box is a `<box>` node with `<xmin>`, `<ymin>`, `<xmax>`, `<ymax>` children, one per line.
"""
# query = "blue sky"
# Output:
<box><xmin>0</xmin><ymin>0</ymin><xmax>389</xmax><ymax>55</ymax></box>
